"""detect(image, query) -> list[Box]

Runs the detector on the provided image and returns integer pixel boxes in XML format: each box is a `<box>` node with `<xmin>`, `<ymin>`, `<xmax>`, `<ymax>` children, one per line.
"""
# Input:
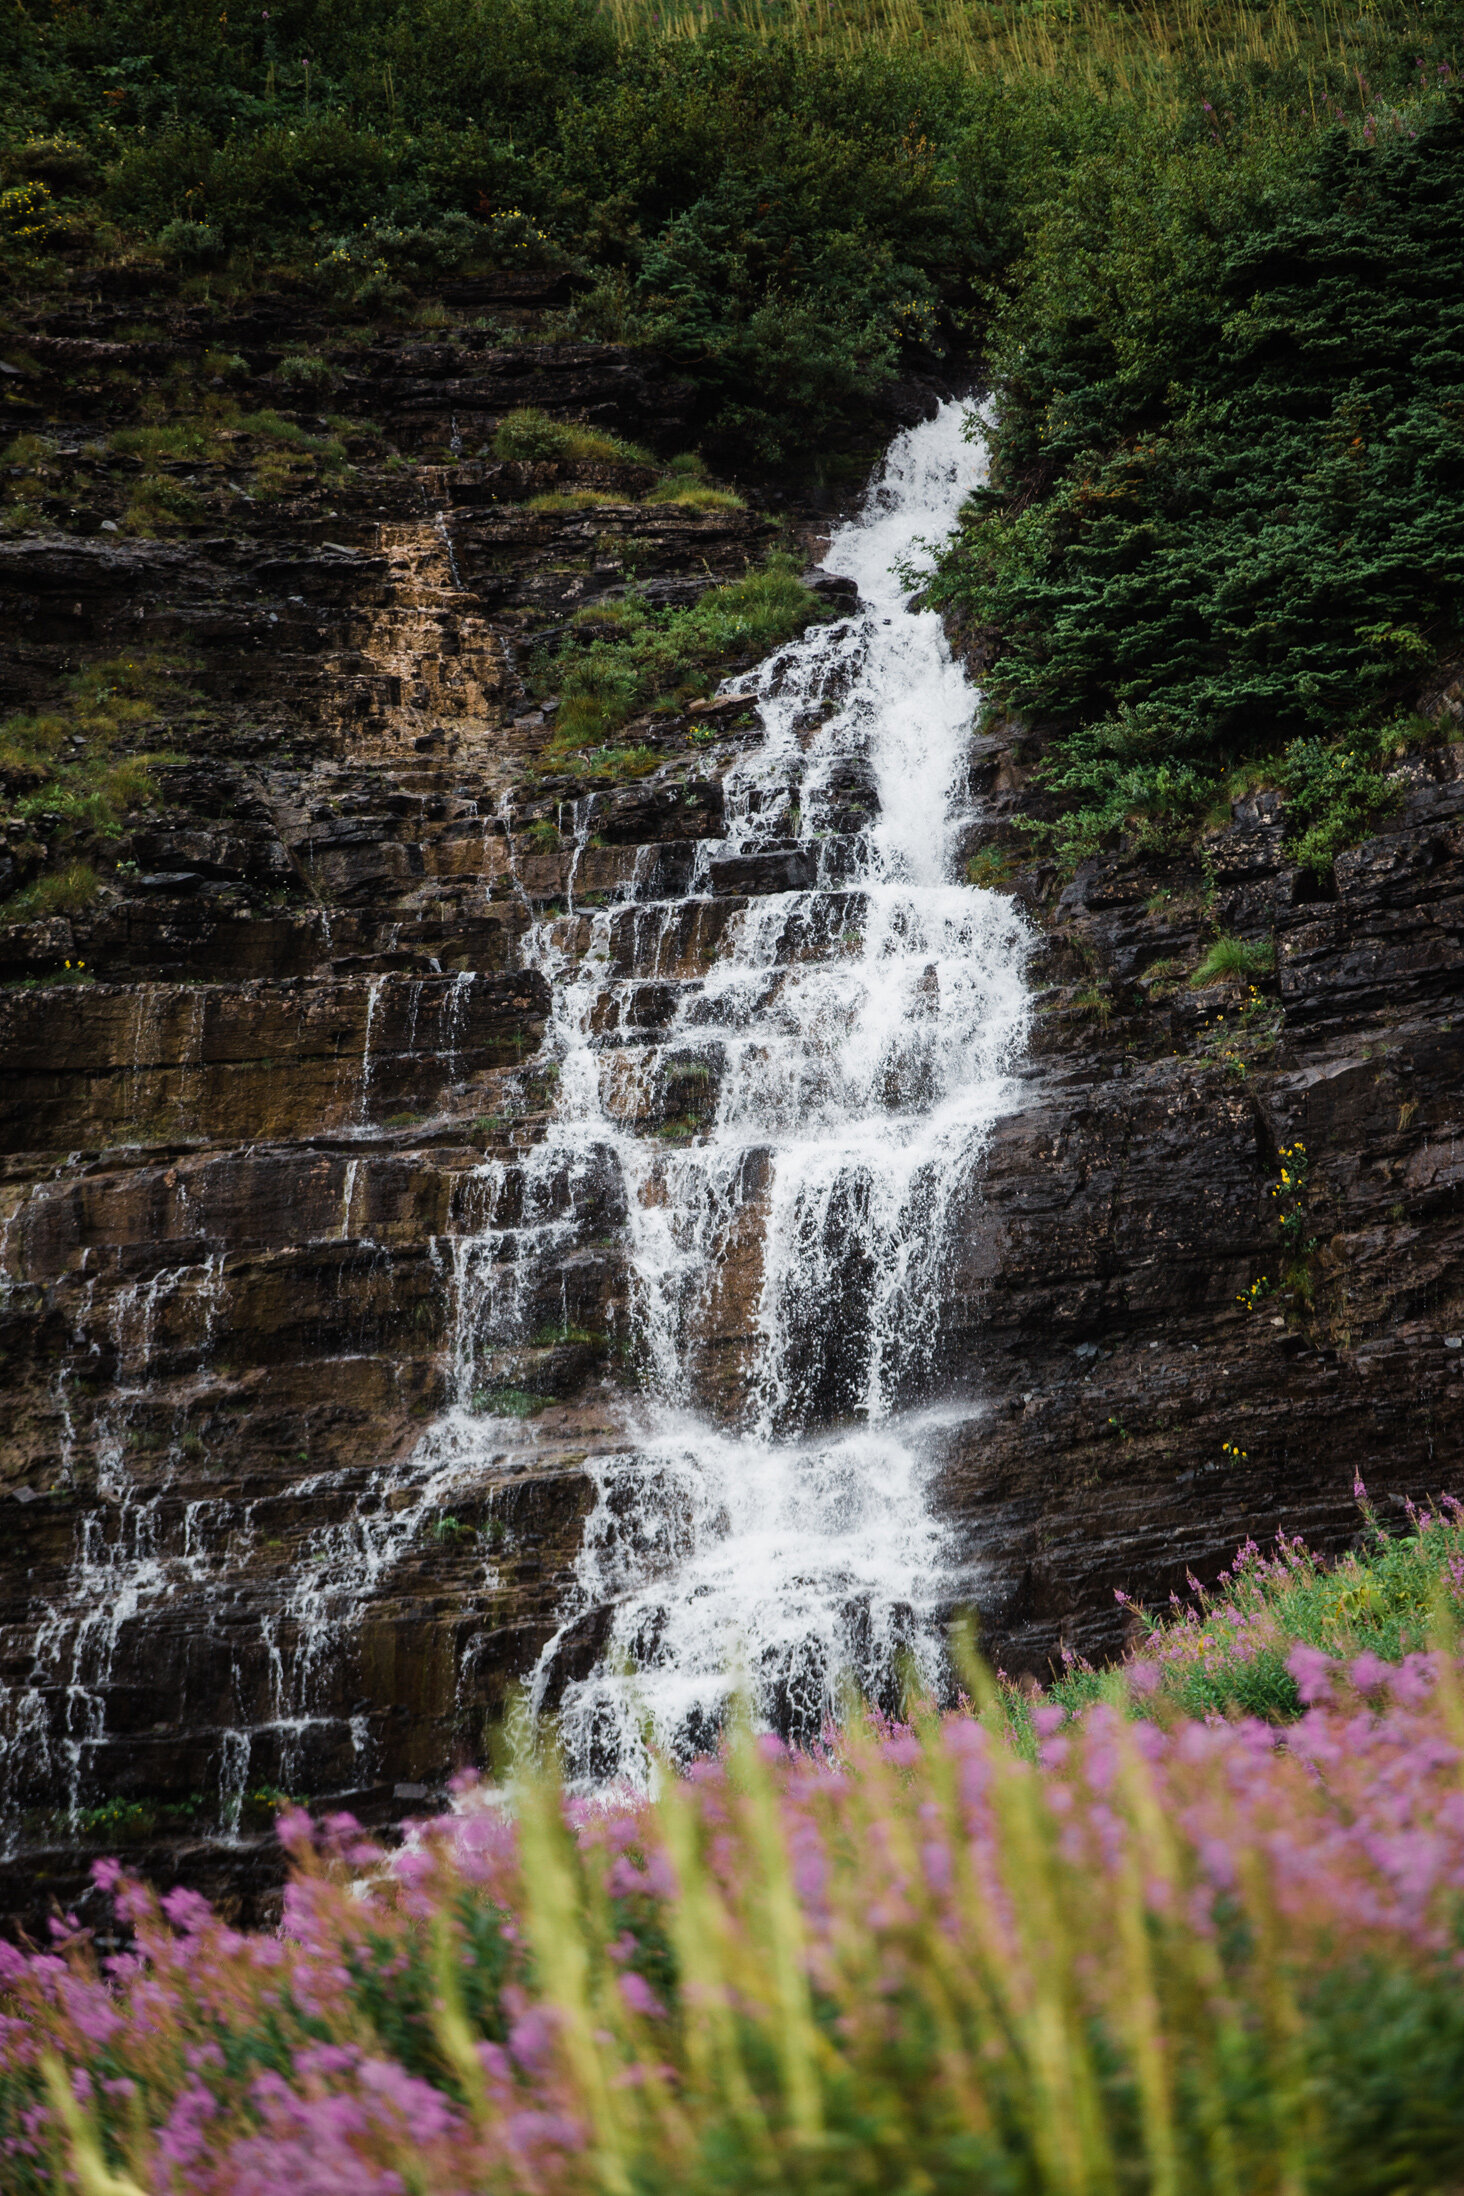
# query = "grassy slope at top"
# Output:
<box><xmin>2</xmin><ymin>0</ymin><xmax>1456</xmax><ymax>473</ymax></box>
<box><xmin>4</xmin><ymin>0</ymin><xmax>1462</xmax><ymax>846</ymax></box>
<box><xmin>0</xmin><ymin>0</ymin><xmax>998</xmax><ymax>466</ymax></box>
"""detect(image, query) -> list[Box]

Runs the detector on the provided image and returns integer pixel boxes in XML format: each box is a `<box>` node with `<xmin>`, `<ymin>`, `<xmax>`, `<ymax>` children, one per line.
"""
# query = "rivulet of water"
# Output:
<box><xmin>497</xmin><ymin>401</ymin><xmax>1031</xmax><ymax>1781</ymax></box>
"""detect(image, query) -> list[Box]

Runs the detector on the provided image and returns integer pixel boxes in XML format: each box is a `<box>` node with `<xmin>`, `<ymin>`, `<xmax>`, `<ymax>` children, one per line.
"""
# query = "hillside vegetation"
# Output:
<box><xmin>0</xmin><ymin>0</ymin><xmax>1457</xmax><ymax>474</ymax></box>
<box><xmin>5</xmin><ymin>0</ymin><xmax>1461</xmax><ymax>867</ymax></box>
<box><xmin>925</xmin><ymin>59</ymin><xmax>1464</xmax><ymax>872</ymax></box>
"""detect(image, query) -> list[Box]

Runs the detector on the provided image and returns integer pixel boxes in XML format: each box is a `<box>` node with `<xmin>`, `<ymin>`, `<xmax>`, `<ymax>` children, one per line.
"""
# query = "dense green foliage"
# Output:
<box><xmin>3</xmin><ymin>0</ymin><xmax>1462</xmax><ymax>819</ymax></box>
<box><xmin>539</xmin><ymin>557</ymin><xmax>825</xmax><ymax>756</ymax></box>
<box><xmin>5</xmin><ymin>0</ymin><xmax>1452</xmax><ymax>472</ymax></box>
<box><xmin>928</xmin><ymin>69</ymin><xmax>1464</xmax><ymax>865</ymax></box>
<box><xmin>0</xmin><ymin>0</ymin><xmax>1014</xmax><ymax>458</ymax></box>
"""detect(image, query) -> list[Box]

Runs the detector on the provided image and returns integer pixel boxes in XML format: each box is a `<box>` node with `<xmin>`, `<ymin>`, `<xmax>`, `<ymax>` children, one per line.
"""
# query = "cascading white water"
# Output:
<box><xmin>486</xmin><ymin>401</ymin><xmax>1032</xmax><ymax>1781</ymax></box>
<box><xmin>0</xmin><ymin>404</ymin><xmax>1029</xmax><ymax>1843</ymax></box>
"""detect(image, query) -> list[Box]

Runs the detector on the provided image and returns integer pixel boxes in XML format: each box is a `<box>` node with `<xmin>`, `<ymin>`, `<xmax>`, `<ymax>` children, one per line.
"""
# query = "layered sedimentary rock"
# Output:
<box><xmin>0</xmin><ymin>295</ymin><xmax>790</xmax><ymax>1923</ymax></box>
<box><xmin>0</xmin><ymin>286</ymin><xmax>1460</xmax><ymax>1930</ymax></box>
<box><xmin>935</xmin><ymin>727</ymin><xmax>1464</xmax><ymax>1667</ymax></box>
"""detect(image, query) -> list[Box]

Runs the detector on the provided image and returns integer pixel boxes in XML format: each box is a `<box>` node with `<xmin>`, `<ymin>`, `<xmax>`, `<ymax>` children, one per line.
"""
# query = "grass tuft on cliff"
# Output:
<box><xmin>1190</xmin><ymin>934</ymin><xmax>1274</xmax><ymax>987</ymax></box>
<box><xmin>0</xmin><ymin>651</ymin><xmax>192</xmax><ymax>921</ymax></box>
<box><xmin>492</xmin><ymin>407</ymin><xmax>651</xmax><ymax>466</ymax></box>
<box><xmin>538</xmin><ymin>555</ymin><xmax>825</xmax><ymax>755</ymax></box>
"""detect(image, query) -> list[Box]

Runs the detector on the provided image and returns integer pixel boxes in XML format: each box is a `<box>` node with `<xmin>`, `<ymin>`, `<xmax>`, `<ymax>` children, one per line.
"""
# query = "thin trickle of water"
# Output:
<box><xmin>0</xmin><ymin>1233</ymin><xmax>236</xmax><ymax>1852</ymax></box>
<box><xmin>435</xmin><ymin>506</ymin><xmax>466</xmax><ymax>588</ymax></box>
<box><xmin>561</xmin><ymin>793</ymin><xmax>596</xmax><ymax>913</ymax></box>
<box><xmin>357</xmin><ymin>975</ymin><xmax>387</xmax><ymax>1126</ymax></box>
<box><xmin>444</xmin><ymin>968</ymin><xmax>475</xmax><ymax>1072</ymax></box>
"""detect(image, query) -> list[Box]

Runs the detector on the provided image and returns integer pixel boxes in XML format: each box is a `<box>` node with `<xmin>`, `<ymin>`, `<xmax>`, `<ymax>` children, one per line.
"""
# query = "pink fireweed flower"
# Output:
<box><xmin>1288</xmin><ymin>1643</ymin><xmax>1338</xmax><ymax>1704</ymax></box>
<box><xmin>618</xmin><ymin>1970</ymin><xmax>666</xmax><ymax>2020</ymax></box>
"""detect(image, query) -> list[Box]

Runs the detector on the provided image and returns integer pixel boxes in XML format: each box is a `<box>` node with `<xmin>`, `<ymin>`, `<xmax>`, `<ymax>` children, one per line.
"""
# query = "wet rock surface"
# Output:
<box><xmin>940</xmin><ymin>728</ymin><xmax>1464</xmax><ymax>1672</ymax></box>
<box><xmin>0</xmin><ymin>286</ymin><xmax>1460</xmax><ymax>1929</ymax></box>
<box><xmin>0</xmin><ymin>289</ymin><xmax>814</xmax><ymax>1931</ymax></box>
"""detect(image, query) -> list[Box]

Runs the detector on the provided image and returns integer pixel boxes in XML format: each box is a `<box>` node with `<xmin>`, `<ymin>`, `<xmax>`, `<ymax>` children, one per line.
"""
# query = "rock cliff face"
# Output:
<box><xmin>932</xmin><ymin>735</ymin><xmax>1464</xmax><ymax>1670</ymax></box>
<box><xmin>0</xmin><ymin>289</ymin><xmax>787</xmax><ymax>1925</ymax></box>
<box><xmin>0</xmin><ymin>282</ymin><xmax>1460</xmax><ymax>1930</ymax></box>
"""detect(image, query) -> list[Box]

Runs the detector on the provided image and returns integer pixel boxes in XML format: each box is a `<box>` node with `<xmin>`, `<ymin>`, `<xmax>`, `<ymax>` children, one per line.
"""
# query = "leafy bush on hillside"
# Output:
<box><xmin>2</xmin><ymin>0</ymin><xmax>1459</xmax><ymax>477</ymax></box>
<box><xmin>929</xmin><ymin>91</ymin><xmax>1464</xmax><ymax>865</ymax></box>
<box><xmin>0</xmin><ymin>0</ymin><xmax>1008</xmax><ymax>456</ymax></box>
<box><xmin>538</xmin><ymin>557</ymin><xmax>823</xmax><ymax>753</ymax></box>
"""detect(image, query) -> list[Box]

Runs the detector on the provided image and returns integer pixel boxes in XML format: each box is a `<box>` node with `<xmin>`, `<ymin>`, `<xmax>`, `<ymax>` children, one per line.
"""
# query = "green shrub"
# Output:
<box><xmin>107</xmin><ymin>115</ymin><xmax>400</xmax><ymax>248</ymax></box>
<box><xmin>1190</xmin><ymin>934</ymin><xmax>1274</xmax><ymax>986</ymax></box>
<box><xmin>538</xmin><ymin>558</ymin><xmax>820</xmax><ymax>757</ymax></box>
<box><xmin>492</xmin><ymin>406</ymin><xmax>648</xmax><ymax>464</ymax></box>
<box><xmin>202</xmin><ymin>348</ymin><xmax>249</xmax><ymax>383</ymax></box>
<box><xmin>276</xmin><ymin>351</ymin><xmax>335</xmax><ymax>395</ymax></box>
<box><xmin>494</xmin><ymin>408</ymin><xmax>579</xmax><ymax>461</ymax></box>
<box><xmin>349</xmin><ymin>264</ymin><xmax>413</xmax><ymax>316</ymax></box>
<box><xmin>123</xmin><ymin>472</ymin><xmax>204</xmax><ymax>531</ymax></box>
<box><xmin>157</xmin><ymin>217</ymin><xmax>224</xmax><ymax>265</ymax></box>
<box><xmin>1284</xmin><ymin>735</ymin><xmax>1401</xmax><ymax>873</ymax></box>
<box><xmin>16</xmin><ymin>137</ymin><xmax>97</xmax><ymax>193</ymax></box>
<box><xmin>0</xmin><ymin>179</ymin><xmax>55</xmax><ymax>254</ymax></box>
<box><xmin>929</xmin><ymin>90</ymin><xmax>1464</xmax><ymax>870</ymax></box>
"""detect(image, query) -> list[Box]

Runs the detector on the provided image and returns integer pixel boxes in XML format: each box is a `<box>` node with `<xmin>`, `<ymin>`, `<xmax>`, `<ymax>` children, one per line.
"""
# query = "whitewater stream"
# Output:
<box><xmin>471</xmin><ymin>401</ymin><xmax>1030</xmax><ymax>1781</ymax></box>
<box><xmin>0</xmin><ymin>403</ymin><xmax>1028</xmax><ymax>1843</ymax></box>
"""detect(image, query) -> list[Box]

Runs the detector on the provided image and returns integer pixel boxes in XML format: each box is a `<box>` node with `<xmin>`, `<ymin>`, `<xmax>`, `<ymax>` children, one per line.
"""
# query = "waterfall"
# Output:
<box><xmin>0</xmin><ymin>405</ymin><xmax>1028</xmax><ymax>1846</ymax></box>
<box><xmin>488</xmin><ymin>401</ymin><xmax>1030</xmax><ymax>1781</ymax></box>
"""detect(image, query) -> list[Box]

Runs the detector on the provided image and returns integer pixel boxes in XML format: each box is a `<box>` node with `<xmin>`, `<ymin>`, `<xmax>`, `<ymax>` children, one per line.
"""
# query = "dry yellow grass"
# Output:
<box><xmin>596</xmin><ymin>0</ymin><xmax>1424</xmax><ymax>116</ymax></box>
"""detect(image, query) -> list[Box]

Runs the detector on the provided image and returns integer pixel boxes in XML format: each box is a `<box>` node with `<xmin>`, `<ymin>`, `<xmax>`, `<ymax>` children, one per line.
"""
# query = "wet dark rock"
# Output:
<box><xmin>1</xmin><ymin>287</ymin><xmax>1461</xmax><ymax>1923</ymax></box>
<box><xmin>532</xmin><ymin>1601</ymin><xmax>620</xmax><ymax>1714</ymax></box>
<box><xmin>802</xmin><ymin>569</ymin><xmax>860</xmax><ymax>606</ymax></box>
<box><xmin>929</xmin><ymin>721</ymin><xmax>1464</xmax><ymax>1675</ymax></box>
<box><xmin>586</xmin><ymin>778</ymin><xmax>724</xmax><ymax>846</ymax></box>
<box><xmin>708</xmin><ymin>845</ymin><xmax>817</xmax><ymax>895</ymax></box>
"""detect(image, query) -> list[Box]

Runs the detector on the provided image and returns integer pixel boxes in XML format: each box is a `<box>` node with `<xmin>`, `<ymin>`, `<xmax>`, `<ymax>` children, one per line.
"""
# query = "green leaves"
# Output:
<box><xmin>932</xmin><ymin>91</ymin><xmax>1464</xmax><ymax>867</ymax></box>
<box><xmin>549</xmin><ymin>42</ymin><xmax>968</xmax><ymax>458</ymax></box>
<box><xmin>1282</xmin><ymin>734</ymin><xmax>1399</xmax><ymax>872</ymax></box>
